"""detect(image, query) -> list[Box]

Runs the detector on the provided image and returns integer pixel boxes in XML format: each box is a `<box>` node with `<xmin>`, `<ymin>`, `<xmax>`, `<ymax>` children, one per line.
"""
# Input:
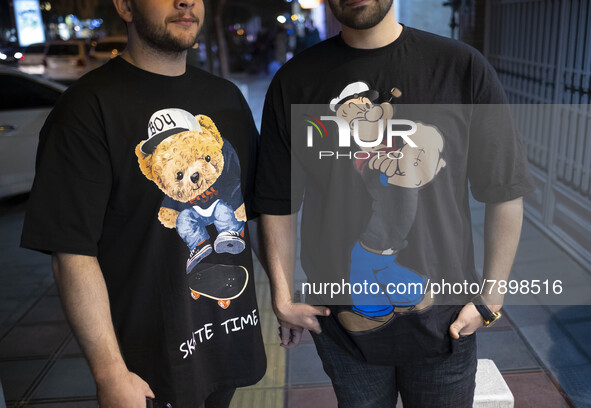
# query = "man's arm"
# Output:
<box><xmin>52</xmin><ymin>253</ymin><xmax>154</xmax><ymax>408</ymax></box>
<box><xmin>449</xmin><ymin>196</ymin><xmax>523</xmax><ymax>338</ymax></box>
<box><xmin>260</xmin><ymin>214</ymin><xmax>330</xmax><ymax>348</ymax></box>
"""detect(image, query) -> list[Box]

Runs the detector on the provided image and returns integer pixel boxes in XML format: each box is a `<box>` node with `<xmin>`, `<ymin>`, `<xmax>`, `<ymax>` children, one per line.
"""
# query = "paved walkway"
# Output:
<box><xmin>0</xmin><ymin>74</ymin><xmax>589</xmax><ymax>407</ymax></box>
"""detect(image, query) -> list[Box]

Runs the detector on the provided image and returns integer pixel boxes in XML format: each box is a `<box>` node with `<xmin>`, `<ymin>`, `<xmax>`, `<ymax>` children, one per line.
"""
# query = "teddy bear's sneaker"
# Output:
<box><xmin>214</xmin><ymin>231</ymin><xmax>246</xmax><ymax>255</ymax></box>
<box><xmin>187</xmin><ymin>241</ymin><xmax>213</xmax><ymax>273</ymax></box>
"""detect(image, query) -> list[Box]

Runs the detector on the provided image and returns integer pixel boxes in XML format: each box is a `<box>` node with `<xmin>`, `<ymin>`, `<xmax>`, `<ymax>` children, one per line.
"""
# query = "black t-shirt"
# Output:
<box><xmin>21</xmin><ymin>57</ymin><xmax>266</xmax><ymax>406</ymax></box>
<box><xmin>254</xmin><ymin>27</ymin><xmax>534</xmax><ymax>364</ymax></box>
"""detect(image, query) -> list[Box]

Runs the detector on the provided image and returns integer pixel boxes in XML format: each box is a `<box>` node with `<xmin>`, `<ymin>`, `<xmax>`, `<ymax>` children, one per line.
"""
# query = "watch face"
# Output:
<box><xmin>484</xmin><ymin>311</ymin><xmax>502</xmax><ymax>327</ymax></box>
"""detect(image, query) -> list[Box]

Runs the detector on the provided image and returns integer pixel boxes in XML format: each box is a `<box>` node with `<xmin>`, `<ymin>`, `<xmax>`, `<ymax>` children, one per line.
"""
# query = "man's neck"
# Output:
<box><xmin>340</xmin><ymin>8</ymin><xmax>402</xmax><ymax>50</ymax></box>
<box><xmin>121</xmin><ymin>30</ymin><xmax>187</xmax><ymax>76</ymax></box>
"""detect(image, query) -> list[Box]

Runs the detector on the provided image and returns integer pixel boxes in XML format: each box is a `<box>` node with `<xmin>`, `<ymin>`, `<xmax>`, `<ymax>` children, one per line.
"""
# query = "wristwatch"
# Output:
<box><xmin>472</xmin><ymin>296</ymin><xmax>502</xmax><ymax>327</ymax></box>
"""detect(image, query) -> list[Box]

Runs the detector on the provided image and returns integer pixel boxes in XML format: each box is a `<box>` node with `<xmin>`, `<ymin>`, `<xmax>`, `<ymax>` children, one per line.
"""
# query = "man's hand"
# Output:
<box><xmin>260</xmin><ymin>214</ymin><xmax>330</xmax><ymax>347</ymax></box>
<box><xmin>449</xmin><ymin>303</ymin><xmax>482</xmax><ymax>339</ymax></box>
<box><xmin>96</xmin><ymin>367</ymin><xmax>155</xmax><ymax>408</ymax></box>
<box><xmin>274</xmin><ymin>301</ymin><xmax>330</xmax><ymax>346</ymax></box>
<box><xmin>449</xmin><ymin>302</ymin><xmax>502</xmax><ymax>339</ymax></box>
<box><xmin>278</xmin><ymin>320</ymin><xmax>303</xmax><ymax>349</ymax></box>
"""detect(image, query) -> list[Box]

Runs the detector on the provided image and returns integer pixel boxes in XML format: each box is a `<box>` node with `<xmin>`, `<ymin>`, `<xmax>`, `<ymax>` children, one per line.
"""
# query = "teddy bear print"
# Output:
<box><xmin>135</xmin><ymin>108</ymin><xmax>247</xmax><ymax>277</ymax></box>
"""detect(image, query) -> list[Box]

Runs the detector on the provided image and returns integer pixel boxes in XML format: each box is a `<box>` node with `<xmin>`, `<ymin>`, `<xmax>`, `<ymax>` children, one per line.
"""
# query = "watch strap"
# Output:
<box><xmin>472</xmin><ymin>296</ymin><xmax>501</xmax><ymax>326</ymax></box>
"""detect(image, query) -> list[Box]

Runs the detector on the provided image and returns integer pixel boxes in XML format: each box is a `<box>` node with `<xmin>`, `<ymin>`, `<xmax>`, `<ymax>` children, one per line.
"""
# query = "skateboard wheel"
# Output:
<box><xmin>190</xmin><ymin>290</ymin><xmax>201</xmax><ymax>300</ymax></box>
<box><xmin>218</xmin><ymin>299</ymin><xmax>231</xmax><ymax>309</ymax></box>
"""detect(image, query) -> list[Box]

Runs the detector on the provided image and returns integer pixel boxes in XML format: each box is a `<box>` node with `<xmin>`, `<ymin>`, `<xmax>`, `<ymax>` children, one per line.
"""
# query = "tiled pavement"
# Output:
<box><xmin>1</xmin><ymin>74</ymin><xmax>590</xmax><ymax>407</ymax></box>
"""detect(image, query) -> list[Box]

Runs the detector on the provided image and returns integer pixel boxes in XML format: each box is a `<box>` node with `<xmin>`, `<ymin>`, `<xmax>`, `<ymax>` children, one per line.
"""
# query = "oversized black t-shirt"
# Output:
<box><xmin>21</xmin><ymin>57</ymin><xmax>266</xmax><ymax>406</ymax></box>
<box><xmin>254</xmin><ymin>27</ymin><xmax>534</xmax><ymax>364</ymax></box>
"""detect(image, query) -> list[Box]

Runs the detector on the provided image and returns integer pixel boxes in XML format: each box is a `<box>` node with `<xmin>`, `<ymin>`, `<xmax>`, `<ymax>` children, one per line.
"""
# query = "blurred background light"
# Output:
<box><xmin>299</xmin><ymin>0</ymin><xmax>321</xmax><ymax>9</ymax></box>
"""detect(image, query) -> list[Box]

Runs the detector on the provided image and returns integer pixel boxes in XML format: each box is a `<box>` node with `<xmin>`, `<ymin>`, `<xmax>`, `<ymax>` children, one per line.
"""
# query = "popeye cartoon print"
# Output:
<box><xmin>329</xmin><ymin>82</ymin><xmax>446</xmax><ymax>332</ymax></box>
<box><xmin>135</xmin><ymin>108</ymin><xmax>248</xmax><ymax>309</ymax></box>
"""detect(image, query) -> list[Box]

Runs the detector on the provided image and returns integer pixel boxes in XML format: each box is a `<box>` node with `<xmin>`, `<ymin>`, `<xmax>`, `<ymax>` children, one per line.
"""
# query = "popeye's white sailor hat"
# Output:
<box><xmin>141</xmin><ymin>108</ymin><xmax>202</xmax><ymax>154</ymax></box>
<box><xmin>329</xmin><ymin>81</ymin><xmax>379</xmax><ymax>112</ymax></box>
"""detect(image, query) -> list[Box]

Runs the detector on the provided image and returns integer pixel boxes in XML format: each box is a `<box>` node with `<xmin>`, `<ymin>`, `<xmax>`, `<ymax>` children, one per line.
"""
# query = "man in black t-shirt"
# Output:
<box><xmin>255</xmin><ymin>0</ymin><xmax>533</xmax><ymax>407</ymax></box>
<box><xmin>20</xmin><ymin>0</ymin><xmax>266</xmax><ymax>407</ymax></box>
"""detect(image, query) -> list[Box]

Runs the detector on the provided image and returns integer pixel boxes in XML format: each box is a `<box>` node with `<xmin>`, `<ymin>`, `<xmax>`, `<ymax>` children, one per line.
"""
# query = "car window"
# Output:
<box><xmin>0</xmin><ymin>74</ymin><xmax>61</xmax><ymax>110</ymax></box>
<box><xmin>95</xmin><ymin>42</ymin><xmax>126</xmax><ymax>53</ymax></box>
<box><xmin>46</xmin><ymin>44</ymin><xmax>80</xmax><ymax>56</ymax></box>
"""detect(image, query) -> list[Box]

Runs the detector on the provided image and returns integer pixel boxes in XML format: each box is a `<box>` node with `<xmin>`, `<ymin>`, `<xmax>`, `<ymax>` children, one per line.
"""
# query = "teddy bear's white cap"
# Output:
<box><xmin>141</xmin><ymin>108</ymin><xmax>202</xmax><ymax>154</ymax></box>
<box><xmin>329</xmin><ymin>81</ymin><xmax>379</xmax><ymax>112</ymax></box>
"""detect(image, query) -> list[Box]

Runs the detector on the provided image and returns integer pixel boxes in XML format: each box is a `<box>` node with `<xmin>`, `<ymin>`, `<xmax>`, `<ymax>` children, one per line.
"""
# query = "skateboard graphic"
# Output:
<box><xmin>187</xmin><ymin>263</ymin><xmax>248</xmax><ymax>309</ymax></box>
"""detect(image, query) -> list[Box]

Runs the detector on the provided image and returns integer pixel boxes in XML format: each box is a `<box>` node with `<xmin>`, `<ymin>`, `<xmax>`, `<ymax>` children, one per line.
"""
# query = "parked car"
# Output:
<box><xmin>0</xmin><ymin>42</ymin><xmax>22</xmax><ymax>66</ymax></box>
<box><xmin>0</xmin><ymin>67</ymin><xmax>65</xmax><ymax>199</ymax></box>
<box><xmin>17</xmin><ymin>42</ymin><xmax>48</xmax><ymax>75</ymax></box>
<box><xmin>87</xmin><ymin>36</ymin><xmax>127</xmax><ymax>70</ymax></box>
<box><xmin>44</xmin><ymin>40</ymin><xmax>87</xmax><ymax>82</ymax></box>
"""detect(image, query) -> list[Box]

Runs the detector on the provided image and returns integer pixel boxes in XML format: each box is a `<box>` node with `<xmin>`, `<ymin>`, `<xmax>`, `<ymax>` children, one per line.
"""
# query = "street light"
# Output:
<box><xmin>299</xmin><ymin>0</ymin><xmax>321</xmax><ymax>9</ymax></box>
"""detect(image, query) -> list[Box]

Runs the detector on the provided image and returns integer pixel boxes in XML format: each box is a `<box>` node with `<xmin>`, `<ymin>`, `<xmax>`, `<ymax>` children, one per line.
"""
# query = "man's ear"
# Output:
<box><xmin>113</xmin><ymin>0</ymin><xmax>133</xmax><ymax>23</ymax></box>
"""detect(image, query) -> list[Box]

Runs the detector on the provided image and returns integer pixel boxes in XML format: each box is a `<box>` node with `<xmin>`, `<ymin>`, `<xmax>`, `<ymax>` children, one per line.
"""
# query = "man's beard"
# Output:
<box><xmin>328</xmin><ymin>0</ymin><xmax>393</xmax><ymax>30</ymax></box>
<box><xmin>130</xmin><ymin>1</ymin><xmax>200</xmax><ymax>53</ymax></box>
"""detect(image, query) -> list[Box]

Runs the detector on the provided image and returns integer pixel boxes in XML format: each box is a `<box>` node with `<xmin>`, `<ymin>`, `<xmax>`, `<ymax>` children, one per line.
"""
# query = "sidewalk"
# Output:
<box><xmin>0</xmin><ymin>74</ymin><xmax>589</xmax><ymax>407</ymax></box>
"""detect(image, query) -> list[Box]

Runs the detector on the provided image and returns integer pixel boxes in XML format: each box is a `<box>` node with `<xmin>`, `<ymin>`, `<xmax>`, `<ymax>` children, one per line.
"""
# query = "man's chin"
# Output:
<box><xmin>329</xmin><ymin>0</ymin><xmax>392</xmax><ymax>30</ymax></box>
<box><xmin>159</xmin><ymin>36</ymin><xmax>199</xmax><ymax>53</ymax></box>
<box><xmin>164</xmin><ymin>26</ymin><xmax>200</xmax><ymax>47</ymax></box>
<box><xmin>343</xmin><ymin>17</ymin><xmax>382</xmax><ymax>31</ymax></box>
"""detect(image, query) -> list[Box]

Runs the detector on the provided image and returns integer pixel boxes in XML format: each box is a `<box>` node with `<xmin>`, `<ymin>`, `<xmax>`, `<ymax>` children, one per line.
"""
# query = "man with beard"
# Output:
<box><xmin>20</xmin><ymin>0</ymin><xmax>266</xmax><ymax>407</ymax></box>
<box><xmin>255</xmin><ymin>0</ymin><xmax>533</xmax><ymax>407</ymax></box>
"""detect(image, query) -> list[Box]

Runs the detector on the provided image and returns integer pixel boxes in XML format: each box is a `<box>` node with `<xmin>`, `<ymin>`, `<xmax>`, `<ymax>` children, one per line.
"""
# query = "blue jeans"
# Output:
<box><xmin>176</xmin><ymin>200</ymin><xmax>244</xmax><ymax>251</ymax></box>
<box><xmin>311</xmin><ymin>331</ymin><xmax>477</xmax><ymax>408</ymax></box>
